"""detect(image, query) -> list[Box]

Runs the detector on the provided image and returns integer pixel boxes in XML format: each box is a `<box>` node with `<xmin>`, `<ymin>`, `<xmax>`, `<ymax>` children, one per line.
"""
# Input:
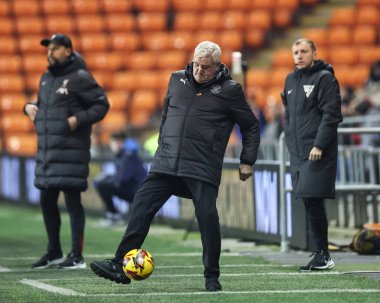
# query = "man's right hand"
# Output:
<box><xmin>25</xmin><ymin>104</ymin><xmax>38</xmax><ymax>121</ymax></box>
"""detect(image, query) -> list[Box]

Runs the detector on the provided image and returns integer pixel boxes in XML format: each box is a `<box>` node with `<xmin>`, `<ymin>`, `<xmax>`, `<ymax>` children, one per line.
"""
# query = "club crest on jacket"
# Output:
<box><xmin>211</xmin><ymin>84</ymin><xmax>221</xmax><ymax>94</ymax></box>
<box><xmin>56</xmin><ymin>79</ymin><xmax>69</xmax><ymax>95</ymax></box>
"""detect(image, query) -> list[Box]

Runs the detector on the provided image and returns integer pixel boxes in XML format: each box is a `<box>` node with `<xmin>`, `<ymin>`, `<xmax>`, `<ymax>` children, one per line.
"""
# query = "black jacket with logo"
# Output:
<box><xmin>282</xmin><ymin>60</ymin><xmax>342</xmax><ymax>198</ymax></box>
<box><xmin>33</xmin><ymin>53</ymin><xmax>109</xmax><ymax>191</ymax></box>
<box><xmin>150</xmin><ymin>63</ymin><xmax>260</xmax><ymax>187</ymax></box>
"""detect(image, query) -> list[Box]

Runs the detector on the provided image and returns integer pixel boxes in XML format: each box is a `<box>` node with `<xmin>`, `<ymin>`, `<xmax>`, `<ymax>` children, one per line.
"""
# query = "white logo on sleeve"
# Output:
<box><xmin>56</xmin><ymin>79</ymin><xmax>69</xmax><ymax>95</ymax></box>
<box><xmin>180</xmin><ymin>78</ymin><xmax>187</xmax><ymax>85</ymax></box>
<box><xmin>303</xmin><ymin>85</ymin><xmax>314</xmax><ymax>98</ymax></box>
<box><xmin>287</xmin><ymin>89</ymin><xmax>292</xmax><ymax>94</ymax></box>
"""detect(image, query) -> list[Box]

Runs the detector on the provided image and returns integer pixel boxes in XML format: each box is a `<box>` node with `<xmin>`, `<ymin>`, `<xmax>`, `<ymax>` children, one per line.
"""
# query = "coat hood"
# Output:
<box><xmin>295</xmin><ymin>59</ymin><xmax>334</xmax><ymax>77</ymax></box>
<box><xmin>48</xmin><ymin>51</ymin><xmax>87</xmax><ymax>76</ymax></box>
<box><xmin>185</xmin><ymin>62</ymin><xmax>232</xmax><ymax>89</ymax></box>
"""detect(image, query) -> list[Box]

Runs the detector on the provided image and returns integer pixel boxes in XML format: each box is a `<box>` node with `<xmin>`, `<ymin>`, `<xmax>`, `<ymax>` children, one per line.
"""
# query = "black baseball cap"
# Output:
<box><xmin>40</xmin><ymin>34</ymin><xmax>73</xmax><ymax>49</ymax></box>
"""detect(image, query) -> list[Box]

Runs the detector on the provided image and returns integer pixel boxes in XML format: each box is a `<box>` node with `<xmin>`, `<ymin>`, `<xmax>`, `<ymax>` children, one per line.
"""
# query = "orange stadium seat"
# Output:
<box><xmin>223</xmin><ymin>11</ymin><xmax>247</xmax><ymax>30</ymax></box>
<box><xmin>99</xmin><ymin>111</ymin><xmax>128</xmax><ymax>133</ymax></box>
<box><xmin>0</xmin><ymin>56</ymin><xmax>21</xmax><ymax>73</ymax></box>
<box><xmin>22</xmin><ymin>55</ymin><xmax>47</xmax><ymax>73</ymax></box>
<box><xmin>129</xmin><ymin>110</ymin><xmax>151</xmax><ymax>127</ymax></box>
<box><xmin>328</xmin><ymin>8</ymin><xmax>356</xmax><ymax>27</ymax></box>
<box><xmin>357</xmin><ymin>0</ymin><xmax>380</xmax><ymax>6</ymax></box>
<box><xmin>2</xmin><ymin>113</ymin><xmax>33</xmax><ymax>133</ymax></box>
<box><xmin>247</xmin><ymin>11</ymin><xmax>272</xmax><ymax>31</ymax></box>
<box><xmin>142</xmin><ymin>32</ymin><xmax>171</xmax><ymax>51</ymax></box>
<box><xmin>12</xmin><ymin>0</ymin><xmax>39</xmax><ymax>16</ymax></box>
<box><xmin>91</xmin><ymin>71</ymin><xmax>112</xmax><ymax>89</ymax></box>
<box><xmin>25</xmin><ymin>73</ymin><xmax>41</xmax><ymax>93</ymax></box>
<box><xmin>345</xmin><ymin>65</ymin><xmax>370</xmax><ymax>87</ymax></box>
<box><xmin>157</xmin><ymin>51</ymin><xmax>187</xmax><ymax>70</ymax></box>
<box><xmin>173</xmin><ymin>12</ymin><xmax>198</xmax><ymax>31</ymax></box>
<box><xmin>333</xmin><ymin>66</ymin><xmax>350</xmax><ymax>86</ymax></box>
<box><xmin>134</xmin><ymin>0</ymin><xmax>170</xmax><ymax>12</ymax></box>
<box><xmin>219</xmin><ymin>31</ymin><xmax>244</xmax><ymax>51</ymax></box>
<box><xmin>353</xmin><ymin>26</ymin><xmax>377</xmax><ymax>45</ymax></box>
<box><xmin>0</xmin><ymin>1</ymin><xmax>10</xmax><ymax>16</ymax></box>
<box><xmin>109</xmin><ymin>33</ymin><xmax>140</xmax><ymax>52</ymax></box>
<box><xmin>227</xmin><ymin>0</ymin><xmax>251</xmax><ymax>10</ymax></box>
<box><xmin>315</xmin><ymin>47</ymin><xmax>328</xmax><ymax>61</ymax></box>
<box><xmin>112</xmin><ymin>72</ymin><xmax>138</xmax><ymax>91</ymax></box>
<box><xmin>169</xmin><ymin>31</ymin><xmax>195</xmax><ymax>51</ymax></box>
<box><xmin>4</xmin><ymin>134</ymin><xmax>37</xmax><ymax>156</ymax></box>
<box><xmin>204</xmin><ymin>0</ymin><xmax>228</xmax><ymax>11</ymax></box>
<box><xmin>80</xmin><ymin>34</ymin><xmax>108</xmax><ymax>52</ymax></box>
<box><xmin>357</xmin><ymin>46</ymin><xmax>380</xmax><ymax>65</ymax></box>
<box><xmin>18</xmin><ymin>35</ymin><xmax>45</xmax><ymax>54</ymax></box>
<box><xmin>42</xmin><ymin>0</ymin><xmax>71</xmax><ymax>15</ymax></box>
<box><xmin>193</xmin><ymin>31</ymin><xmax>218</xmax><ymax>45</ymax></box>
<box><xmin>272</xmin><ymin>49</ymin><xmax>294</xmax><ymax>68</ymax></box>
<box><xmin>329</xmin><ymin>47</ymin><xmax>358</xmax><ymax>66</ymax></box>
<box><xmin>303</xmin><ymin>28</ymin><xmax>328</xmax><ymax>47</ymax></box>
<box><xmin>45</xmin><ymin>16</ymin><xmax>75</xmax><ymax>35</ymax></box>
<box><xmin>0</xmin><ymin>75</ymin><xmax>25</xmax><ymax>93</ymax></box>
<box><xmin>265</xmin><ymin>86</ymin><xmax>284</xmax><ymax>105</ymax></box>
<box><xmin>356</xmin><ymin>6</ymin><xmax>379</xmax><ymax>25</ymax></box>
<box><xmin>107</xmin><ymin>90</ymin><xmax>129</xmax><ymax>111</ymax></box>
<box><xmin>130</xmin><ymin>90</ymin><xmax>158</xmax><ymax>113</ymax></box>
<box><xmin>0</xmin><ymin>94</ymin><xmax>28</xmax><ymax>112</ymax></box>
<box><xmin>273</xmin><ymin>9</ymin><xmax>294</xmax><ymax>28</ymax></box>
<box><xmin>72</xmin><ymin>0</ymin><xmax>100</xmax><ymax>14</ymax></box>
<box><xmin>102</xmin><ymin>0</ymin><xmax>132</xmax><ymax>13</ymax></box>
<box><xmin>301</xmin><ymin>0</ymin><xmax>320</xmax><ymax>5</ymax></box>
<box><xmin>270</xmin><ymin>68</ymin><xmax>292</xmax><ymax>87</ymax></box>
<box><xmin>137</xmin><ymin>13</ymin><xmax>167</xmax><ymax>31</ymax></box>
<box><xmin>276</xmin><ymin>0</ymin><xmax>299</xmax><ymax>10</ymax></box>
<box><xmin>252</xmin><ymin>0</ymin><xmax>275</xmax><ymax>10</ymax></box>
<box><xmin>105</xmin><ymin>14</ymin><xmax>136</xmax><ymax>32</ymax></box>
<box><xmin>247</xmin><ymin>69</ymin><xmax>271</xmax><ymax>89</ymax></box>
<box><xmin>136</xmin><ymin>72</ymin><xmax>161</xmax><ymax>90</ymax></box>
<box><xmin>0</xmin><ymin>18</ymin><xmax>14</xmax><ymax>35</ymax></box>
<box><xmin>85</xmin><ymin>52</ymin><xmax>123</xmax><ymax>71</ymax></box>
<box><xmin>328</xmin><ymin>26</ymin><xmax>352</xmax><ymax>45</ymax></box>
<box><xmin>16</xmin><ymin>17</ymin><xmax>44</xmax><ymax>35</ymax></box>
<box><xmin>126</xmin><ymin>52</ymin><xmax>158</xmax><ymax>70</ymax></box>
<box><xmin>244</xmin><ymin>29</ymin><xmax>266</xmax><ymax>48</ymax></box>
<box><xmin>200</xmin><ymin>12</ymin><xmax>224</xmax><ymax>31</ymax></box>
<box><xmin>172</xmin><ymin>0</ymin><xmax>202</xmax><ymax>11</ymax></box>
<box><xmin>0</xmin><ymin>37</ymin><xmax>17</xmax><ymax>55</ymax></box>
<box><xmin>76</xmin><ymin>15</ymin><xmax>105</xmax><ymax>33</ymax></box>
<box><xmin>221</xmin><ymin>50</ymin><xmax>232</xmax><ymax>68</ymax></box>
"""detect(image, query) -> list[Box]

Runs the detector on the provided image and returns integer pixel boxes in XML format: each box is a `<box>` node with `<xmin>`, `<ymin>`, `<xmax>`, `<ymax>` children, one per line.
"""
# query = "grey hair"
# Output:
<box><xmin>194</xmin><ymin>41</ymin><xmax>221</xmax><ymax>64</ymax></box>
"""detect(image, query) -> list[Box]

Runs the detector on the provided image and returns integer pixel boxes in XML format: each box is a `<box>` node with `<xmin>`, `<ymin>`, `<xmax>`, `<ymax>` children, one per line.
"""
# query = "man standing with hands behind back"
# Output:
<box><xmin>282</xmin><ymin>38</ymin><xmax>342</xmax><ymax>271</ymax></box>
<box><xmin>24</xmin><ymin>34</ymin><xmax>109</xmax><ymax>269</ymax></box>
<box><xmin>90</xmin><ymin>41</ymin><xmax>260</xmax><ymax>291</ymax></box>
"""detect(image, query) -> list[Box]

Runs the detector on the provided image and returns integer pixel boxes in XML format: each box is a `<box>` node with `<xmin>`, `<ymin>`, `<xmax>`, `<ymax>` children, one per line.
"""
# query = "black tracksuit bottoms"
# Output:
<box><xmin>303</xmin><ymin>198</ymin><xmax>328</xmax><ymax>251</ymax></box>
<box><xmin>114</xmin><ymin>172</ymin><xmax>221</xmax><ymax>279</ymax></box>
<box><xmin>40</xmin><ymin>188</ymin><xmax>85</xmax><ymax>257</ymax></box>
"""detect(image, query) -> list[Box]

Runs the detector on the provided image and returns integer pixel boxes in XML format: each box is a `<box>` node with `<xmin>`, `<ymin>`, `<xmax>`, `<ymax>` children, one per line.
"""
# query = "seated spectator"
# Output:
<box><xmin>93</xmin><ymin>131</ymin><xmax>147</xmax><ymax>226</ymax></box>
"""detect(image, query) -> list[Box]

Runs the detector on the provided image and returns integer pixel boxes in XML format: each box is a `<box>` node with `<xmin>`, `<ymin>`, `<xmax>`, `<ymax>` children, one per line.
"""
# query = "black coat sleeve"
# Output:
<box><xmin>314</xmin><ymin>73</ymin><xmax>343</xmax><ymax>150</ymax></box>
<box><xmin>229</xmin><ymin>84</ymin><xmax>261</xmax><ymax>165</ymax></box>
<box><xmin>73</xmin><ymin>70</ymin><xmax>110</xmax><ymax>126</ymax></box>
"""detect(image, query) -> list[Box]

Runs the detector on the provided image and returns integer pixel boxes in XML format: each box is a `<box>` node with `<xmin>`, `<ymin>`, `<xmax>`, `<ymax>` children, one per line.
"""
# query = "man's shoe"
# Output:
<box><xmin>32</xmin><ymin>252</ymin><xmax>65</xmax><ymax>269</ymax></box>
<box><xmin>300</xmin><ymin>250</ymin><xmax>335</xmax><ymax>271</ymax></box>
<box><xmin>205</xmin><ymin>278</ymin><xmax>222</xmax><ymax>292</ymax></box>
<box><xmin>90</xmin><ymin>259</ymin><xmax>131</xmax><ymax>284</ymax></box>
<box><xmin>59</xmin><ymin>252</ymin><xmax>86</xmax><ymax>269</ymax></box>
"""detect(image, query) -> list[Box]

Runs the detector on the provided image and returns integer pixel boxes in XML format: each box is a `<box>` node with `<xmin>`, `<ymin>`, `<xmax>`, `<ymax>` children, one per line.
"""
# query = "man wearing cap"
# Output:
<box><xmin>24</xmin><ymin>34</ymin><xmax>109</xmax><ymax>269</ymax></box>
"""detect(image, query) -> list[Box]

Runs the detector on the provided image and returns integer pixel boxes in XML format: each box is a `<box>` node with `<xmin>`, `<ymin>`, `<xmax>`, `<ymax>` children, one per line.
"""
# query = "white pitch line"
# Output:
<box><xmin>20</xmin><ymin>279</ymin><xmax>85</xmax><ymax>297</ymax></box>
<box><xmin>0</xmin><ymin>266</ymin><xmax>11</xmax><ymax>272</ymax></box>
<box><xmin>86</xmin><ymin>288</ymin><xmax>380</xmax><ymax>297</ymax></box>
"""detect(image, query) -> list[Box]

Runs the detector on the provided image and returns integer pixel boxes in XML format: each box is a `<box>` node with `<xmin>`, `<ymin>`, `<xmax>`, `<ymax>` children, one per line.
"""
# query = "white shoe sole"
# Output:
<box><xmin>60</xmin><ymin>262</ymin><xmax>87</xmax><ymax>269</ymax></box>
<box><xmin>313</xmin><ymin>259</ymin><xmax>335</xmax><ymax>270</ymax></box>
<box><xmin>32</xmin><ymin>256</ymin><xmax>66</xmax><ymax>269</ymax></box>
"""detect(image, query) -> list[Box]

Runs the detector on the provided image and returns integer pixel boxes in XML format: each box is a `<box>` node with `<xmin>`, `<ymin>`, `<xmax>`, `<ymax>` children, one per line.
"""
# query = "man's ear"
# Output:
<box><xmin>65</xmin><ymin>48</ymin><xmax>73</xmax><ymax>57</ymax></box>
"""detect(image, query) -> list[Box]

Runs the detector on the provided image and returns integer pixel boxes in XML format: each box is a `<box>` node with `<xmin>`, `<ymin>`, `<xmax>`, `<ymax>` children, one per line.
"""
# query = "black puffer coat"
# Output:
<box><xmin>282</xmin><ymin>60</ymin><xmax>343</xmax><ymax>198</ymax></box>
<box><xmin>150</xmin><ymin>63</ymin><xmax>260</xmax><ymax>187</ymax></box>
<box><xmin>33</xmin><ymin>53</ymin><xmax>109</xmax><ymax>191</ymax></box>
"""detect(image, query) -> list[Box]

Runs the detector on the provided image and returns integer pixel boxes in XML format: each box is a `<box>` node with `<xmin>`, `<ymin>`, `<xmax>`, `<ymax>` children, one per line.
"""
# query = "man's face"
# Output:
<box><xmin>292</xmin><ymin>42</ymin><xmax>316</xmax><ymax>70</ymax></box>
<box><xmin>192</xmin><ymin>56</ymin><xmax>220</xmax><ymax>83</ymax></box>
<box><xmin>47</xmin><ymin>43</ymin><xmax>71</xmax><ymax>66</ymax></box>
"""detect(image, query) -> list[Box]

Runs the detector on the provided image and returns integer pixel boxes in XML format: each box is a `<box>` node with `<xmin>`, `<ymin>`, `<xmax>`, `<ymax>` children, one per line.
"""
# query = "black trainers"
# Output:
<box><xmin>32</xmin><ymin>252</ymin><xmax>65</xmax><ymax>269</ymax></box>
<box><xmin>90</xmin><ymin>259</ymin><xmax>131</xmax><ymax>284</ymax></box>
<box><xmin>205</xmin><ymin>278</ymin><xmax>222</xmax><ymax>292</ymax></box>
<box><xmin>59</xmin><ymin>252</ymin><xmax>86</xmax><ymax>269</ymax></box>
<box><xmin>299</xmin><ymin>250</ymin><xmax>335</xmax><ymax>271</ymax></box>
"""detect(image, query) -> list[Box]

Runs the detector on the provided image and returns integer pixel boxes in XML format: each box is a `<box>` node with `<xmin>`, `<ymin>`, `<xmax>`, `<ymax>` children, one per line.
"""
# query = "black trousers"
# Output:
<box><xmin>303</xmin><ymin>198</ymin><xmax>328</xmax><ymax>251</ymax></box>
<box><xmin>94</xmin><ymin>177</ymin><xmax>137</xmax><ymax>213</ymax></box>
<box><xmin>114</xmin><ymin>173</ymin><xmax>221</xmax><ymax>279</ymax></box>
<box><xmin>40</xmin><ymin>188</ymin><xmax>85</xmax><ymax>257</ymax></box>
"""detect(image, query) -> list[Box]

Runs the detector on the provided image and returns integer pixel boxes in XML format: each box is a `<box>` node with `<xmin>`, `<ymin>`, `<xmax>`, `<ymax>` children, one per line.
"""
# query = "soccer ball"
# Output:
<box><xmin>122</xmin><ymin>249</ymin><xmax>154</xmax><ymax>280</ymax></box>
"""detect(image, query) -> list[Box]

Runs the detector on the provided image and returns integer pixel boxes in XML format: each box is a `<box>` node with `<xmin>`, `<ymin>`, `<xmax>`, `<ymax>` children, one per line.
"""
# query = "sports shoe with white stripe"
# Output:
<box><xmin>299</xmin><ymin>250</ymin><xmax>335</xmax><ymax>271</ymax></box>
<box><xmin>59</xmin><ymin>252</ymin><xmax>86</xmax><ymax>269</ymax></box>
<box><xmin>32</xmin><ymin>253</ymin><xmax>65</xmax><ymax>269</ymax></box>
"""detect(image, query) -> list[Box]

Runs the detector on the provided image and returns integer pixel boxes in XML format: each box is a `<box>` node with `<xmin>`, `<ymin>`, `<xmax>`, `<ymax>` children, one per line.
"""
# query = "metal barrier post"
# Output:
<box><xmin>279</xmin><ymin>132</ymin><xmax>289</xmax><ymax>252</ymax></box>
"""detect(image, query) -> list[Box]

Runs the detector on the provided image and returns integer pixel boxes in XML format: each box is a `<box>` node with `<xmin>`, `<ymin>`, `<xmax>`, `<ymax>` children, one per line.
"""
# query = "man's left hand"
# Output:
<box><xmin>309</xmin><ymin>146</ymin><xmax>323</xmax><ymax>161</ymax></box>
<box><xmin>239</xmin><ymin>164</ymin><xmax>253</xmax><ymax>181</ymax></box>
<box><xmin>68</xmin><ymin>116</ymin><xmax>78</xmax><ymax>131</ymax></box>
